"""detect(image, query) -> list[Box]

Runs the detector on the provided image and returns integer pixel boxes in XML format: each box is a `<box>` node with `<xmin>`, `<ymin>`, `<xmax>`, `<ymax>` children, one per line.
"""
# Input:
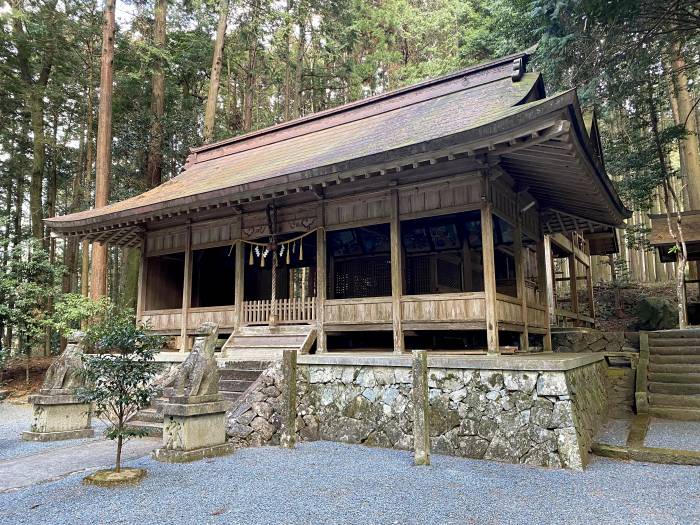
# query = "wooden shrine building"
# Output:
<box><xmin>46</xmin><ymin>50</ymin><xmax>629</xmax><ymax>355</ymax></box>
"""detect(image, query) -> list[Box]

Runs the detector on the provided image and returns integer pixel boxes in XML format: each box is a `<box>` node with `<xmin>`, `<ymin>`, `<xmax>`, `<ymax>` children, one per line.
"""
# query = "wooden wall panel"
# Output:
<box><xmin>325</xmin><ymin>193</ymin><xmax>390</xmax><ymax>228</ymax></box>
<box><xmin>141</xmin><ymin>311</ymin><xmax>182</xmax><ymax>333</ymax></box>
<box><xmin>146</xmin><ymin>229</ymin><xmax>186</xmax><ymax>255</ymax></box>
<box><xmin>491</xmin><ymin>182</ymin><xmax>519</xmax><ymax>226</ymax></box>
<box><xmin>324</xmin><ymin>297</ymin><xmax>393</xmax><ymax>324</ymax></box>
<box><xmin>187</xmin><ymin>307</ymin><xmax>236</xmax><ymax>330</ymax></box>
<box><xmin>400</xmin><ymin>293</ymin><xmax>485</xmax><ymax>322</ymax></box>
<box><xmin>242</xmin><ymin>206</ymin><xmax>317</xmax><ymax>239</ymax></box>
<box><xmin>191</xmin><ymin>218</ymin><xmax>240</xmax><ymax>248</ymax></box>
<box><xmin>496</xmin><ymin>295</ymin><xmax>523</xmax><ymax>325</ymax></box>
<box><xmin>398</xmin><ymin>177</ymin><xmax>481</xmax><ymax>217</ymax></box>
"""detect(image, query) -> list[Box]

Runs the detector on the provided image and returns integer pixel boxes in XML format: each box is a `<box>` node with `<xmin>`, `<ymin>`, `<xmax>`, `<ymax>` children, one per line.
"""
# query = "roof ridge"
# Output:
<box><xmin>190</xmin><ymin>49</ymin><xmax>534</xmax><ymax>157</ymax></box>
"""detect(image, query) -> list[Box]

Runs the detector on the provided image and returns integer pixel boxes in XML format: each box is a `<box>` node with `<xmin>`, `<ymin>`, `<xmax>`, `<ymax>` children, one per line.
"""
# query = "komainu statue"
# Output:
<box><xmin>41</xmin><ymin>331</ymin><xmax>87</xmax><ymax>394</ymax></box>
<box><xmin>163</xmin><ymin>322</ymin><xmax>220</xmax><ymax>400</ymax></box>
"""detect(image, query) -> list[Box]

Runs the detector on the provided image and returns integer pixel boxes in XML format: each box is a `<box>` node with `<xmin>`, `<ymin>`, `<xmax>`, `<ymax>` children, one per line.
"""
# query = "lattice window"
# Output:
<box><xmin>437</xmin><ymin>256</ymin><xmax>461</xmax><ymax>292</ymax></box>
<box><xmin>406</xmin><ymin>255</ymin><xmax>432</xmax><ymax>295</ymax></box>
<box><xmin>331</xmin><ymin>256</ymin><xmax>391</xmax><ymax>299</ymax></box>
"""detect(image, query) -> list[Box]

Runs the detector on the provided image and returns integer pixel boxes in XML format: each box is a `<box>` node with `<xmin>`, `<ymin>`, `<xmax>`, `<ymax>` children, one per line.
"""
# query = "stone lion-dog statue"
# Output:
<box><xmin>41</xmin><ymin>331</ymin><xmax>87</xmax><ymax>394</ymax></box>
<box><xmin>162</xmin><ymin>322</ymin><xmax>220</xmax><ymax>400</ymax></box>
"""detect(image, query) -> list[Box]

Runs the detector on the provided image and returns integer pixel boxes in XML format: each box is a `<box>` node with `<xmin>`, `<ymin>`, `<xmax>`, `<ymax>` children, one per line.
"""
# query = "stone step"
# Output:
<box><xmin>224</xmin><ymin>335</ymin><xmax>306</xmax><ymax>347</ymax></box>
<box><xmin>221</xmin><ymin>391</ymin><xmax>244</xmax><ymax>402</ymax></box>
<box><xmin>218</xmin><ymin>360</ymin><xmax>271</xmax><ymax>371</ymax></box>
<box><xmin>649</xmin><ymin>329</ymin><xmax>700</xmax><ymax>339</ymax></box>
<box><xmin>648</xmin><ymin>372</ymin><xmax>700</xmax><ymax>384</ymax></box>
<box><xmin>649</xmin><ymin>345</ymin><xmax>700</xmax><ymax>355</ymax></box>
<box><xmin>648</xmin><ymin>393</ymin><xmax>700</xmax><ymax>409</ymax></box>
<box><xmin>649</xmin><ymin>354</ymin><xmax>700</xmax><ymax>364</ymax></box>
<box><xmin>134</xmin><ymin>408</ymin><xmax>163</xmax><ymax>423</ymax></box>
<box><xmin>649</xmin><ymin>337</ymin><xmax>700</xmax><ymax>347</ymax></box>
<box><xmin>219</xmin><ymin>369</ymin><xmax>261</xmax><ymax>381</ymax></box>
<box><xmin>648</xmin><ymin>363</ymin><xmax>700</xmax><ymax>374</ymax></box>
<box><xmin>648</xmin><ymin>406</ymin><xmax>700</xmax><ymax>421</ymax></box>
<box><xmin>127</xmin><ymin>420</ymin><xmax>163</xmax><ymax>438</ymax></box>
<box><xmin>235</xmin><ymin>326</ymin><xmax>312</xmax><ymax>336</ymax></box>
<box><xmin>219</xmin><ymin>379</ymin><xmax>255</xmax><ymax>393</ymax></box>
<box><xmin>648</xmin><ymin>382</ymin><xmax>700</xmax><ymax>395</ymax></box>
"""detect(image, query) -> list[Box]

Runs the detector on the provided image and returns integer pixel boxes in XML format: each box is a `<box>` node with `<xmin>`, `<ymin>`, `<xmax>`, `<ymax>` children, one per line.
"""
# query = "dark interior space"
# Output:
<box><xmin>244</xmin><ymin>232</ymin><xmax>317</xmax><ymax>301</ymax></box>
<box><xmin>145</xmin><ymin>252</ymin><xmax>185</xmax><ymax>310</ymax></box>
<box><xmin>191</xmin><ymin>245</ymin><xmax>236</xmax><ymax>307</ymax></box>
<box><xmin>327</xmin><ymin>330</ymin><xmax>394</xmax><ymax>351</ymax></box>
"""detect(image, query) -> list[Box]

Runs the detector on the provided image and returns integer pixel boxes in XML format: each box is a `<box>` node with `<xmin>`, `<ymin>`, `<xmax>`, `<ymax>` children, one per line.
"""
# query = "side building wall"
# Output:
<box><xmin>226</xmin><ymin>358</ymin><xmax>608</xmax><ymax>470</ymax></box>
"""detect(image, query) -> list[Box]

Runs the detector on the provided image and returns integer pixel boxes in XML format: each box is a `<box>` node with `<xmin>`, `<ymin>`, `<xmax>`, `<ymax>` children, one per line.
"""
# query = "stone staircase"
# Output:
<box><xmin>218</xmin><ymin>361</ymin><xmax>270</xmax><ymax>403</ymax></box>
<box><xmin>646</xmin><ymin>329</ymin><xmax>700</xmax><ymax>421</ymax></box>
<box><xmin>129</xmin><ymin>397</ymin><xmax>167</xmax><ymax>438</ymax></box>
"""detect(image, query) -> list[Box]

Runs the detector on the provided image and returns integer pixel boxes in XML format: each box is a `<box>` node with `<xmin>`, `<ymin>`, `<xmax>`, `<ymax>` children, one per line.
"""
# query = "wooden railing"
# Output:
<box><xmin>242</xmin><ymin>297</ymin><xmax>316</xmax><ymax>325</ymax></box>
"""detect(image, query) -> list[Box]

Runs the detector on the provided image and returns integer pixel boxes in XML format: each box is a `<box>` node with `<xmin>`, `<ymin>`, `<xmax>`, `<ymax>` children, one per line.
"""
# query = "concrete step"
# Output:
<box><xmin>219</xmin><ymin>379</ymin><xmax>255</xmax><ymax>393</ymax></box>
<box><xmin>648</xmin><ymin>363</ymin><xmax>700</xmax><ymax>374</ymax></box>
<box><xmin>127</xmin><ymin>420</ymin><xmax>163</xmax><ymax>438</ymax></box>
<box><xmin>235</xmin><ymin>326</ymin><xmax>312</xmax><ymax>336</ymax></box>
<box><xmin>648</xmin><ymin>406</ymin><xmax>700</xmax><ymax>421</ymax></box>
<box><xmin>650</xmin><ymin>329</ymin><xmax>700</xmax><ymax>339</ymax></box>
<box><xmin>219</xmin><ymin>369</ymin><xmax>261</xmax><ymax>381</ymax></box>
<box><xmin>648</xmin><ymin>393</ymin><xmax>700</xmax><ymax>409</ymax></box>
<box><xmin>648</xmin><ymin>382</ymin><xmax>700</xmax><ymax>395</ymax></box>
<box><xmin>648</xmin><ymin>372</ymin><xmax>700</xmax><ymax>384</ymax></box>
<box><xmin>649</xmin><ymin>354</ymin><xmax>700</xmax><ymax>365</ymax></box>
<box><xmin>224</xmin><ymin>335</ymin><xmax>306</xmax><ymax>347</ymax></box>
<box><xmin>649</xmin><ymin>345</ymin><xmax>700</xmax><ymax>355</ymax></box>
<box><xmin>649</xmin><ymin>337</ymin><xmax>700</xmax><ymax>347</ymax></box>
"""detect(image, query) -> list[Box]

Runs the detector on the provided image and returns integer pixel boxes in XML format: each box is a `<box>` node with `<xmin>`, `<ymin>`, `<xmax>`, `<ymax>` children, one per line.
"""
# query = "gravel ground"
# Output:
<box><xmin>0</xmin><ymin>402</ymin><xmax>107</xmax><ymax>461</ymax></box>
<box><xmin>594</xmin><ymin>418</ymin><xmax>631</xmax><ymax>446</ymax></box>
<box><xmin>645</xmin><ymin>418</ymin><xmax>700</xmax><ymax>451</ymax></box>
<box><xmin>1</xmin><ymin>441</ymin><xmax>699</xmax><ymax>525</ymax></box>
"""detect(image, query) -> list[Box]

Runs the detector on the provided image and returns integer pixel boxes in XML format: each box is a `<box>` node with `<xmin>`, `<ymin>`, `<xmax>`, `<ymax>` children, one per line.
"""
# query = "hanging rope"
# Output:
<box><xmin>228</xmin><ymin>227</ymin><xmax>321</xmax><ymax>265</ymax></box>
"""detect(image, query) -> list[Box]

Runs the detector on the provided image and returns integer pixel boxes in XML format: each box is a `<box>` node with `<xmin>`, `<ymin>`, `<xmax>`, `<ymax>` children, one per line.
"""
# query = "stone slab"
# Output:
<box><xmin>163</xmin><ymin>411</ymin><xmax>227</xmax><ymax>451</ymax></box>
<box><xmin>28</xmin><ymin>394</ymin><xmax>84</xmax><ymax>405</ymax></box>
<box><xmin>152</xmin><ymin>442</ymin><xmax>236</xmax><ymax>463</ymax></box>
<box><xmin>21</xmin><ymin>428</ymin><xmax>94</xmax><ymax>442</ymax></box>
<box><xmin>297</xmin><ymin>353</ymin><xmax>604</xmax><ymax>371</ymax></box>
<box><xmin>162</xmin><ymin>400</ymin><xmax>229</xmax><ymax>417</ymax></box>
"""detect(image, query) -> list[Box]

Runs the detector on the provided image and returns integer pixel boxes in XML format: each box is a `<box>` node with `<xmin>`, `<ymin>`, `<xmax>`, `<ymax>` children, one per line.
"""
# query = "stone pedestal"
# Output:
<box><xmin>22</xmin><ymin>393</ymin><xmax>93</xmax><ymax>442</ymax></box>
<box><xmin>153</xmin><ymin>395</ymin><xmax>234</xmax><ymax>462</ymax></box>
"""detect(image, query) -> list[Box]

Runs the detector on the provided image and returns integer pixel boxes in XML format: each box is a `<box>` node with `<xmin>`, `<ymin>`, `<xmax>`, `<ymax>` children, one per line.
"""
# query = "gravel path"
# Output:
<box><xmin>645</xmin><ymin>418</ymin><xmax>700</xmax><ymax>452</ymax></box>
<box><xmin>0</xmin><ymin>402</ymin><xmax>107</xmax><ymax>461</ymax></box>
<box><xmin>1</xmin><ymin>441</ymin><xmax>699</xmax><ymax>525</ymax></box>
<box><xmin>594</xmin><ymin>418</ymin><xmax>631</xmax><ymax>446</ymax></box>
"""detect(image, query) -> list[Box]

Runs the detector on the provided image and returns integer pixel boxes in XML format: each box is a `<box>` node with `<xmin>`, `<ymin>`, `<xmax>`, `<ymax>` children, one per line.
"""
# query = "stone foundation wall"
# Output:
<box><xmin>552</xmin><ymin>331</ymin><xmax>639</xmax><ymax>353</ymax></box>
<box><xmin>606</xmin><ymin>366</ymin><xmax>635</xmax><ymax>418</ymax></box>
<box><xmin>225</xmin><ymin>358</ymin><xmax>609</xmax><ymax>470</ymax></box>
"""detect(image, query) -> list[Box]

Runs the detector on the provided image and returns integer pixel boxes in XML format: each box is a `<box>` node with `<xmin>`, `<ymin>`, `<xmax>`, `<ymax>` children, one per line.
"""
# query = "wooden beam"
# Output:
<box><xmin>390</xmin><ymin>189</ymin><xmax>405</xmax><ymax>354</ymax></box>
<box><xmin>481</xmin><ymin>200</ymin><xmax>499</xmax><ymax>354</ymax></box>
<box><xmin>316</xmin><ymin>203</ymin><xmax>327</xmax><ymax>353</ymax></box>
<box><xmin>543</xmin><ymin>235</ymin><xmax>556</xmax><ymax>329</ymax></box>
<box><xmin>180</xmin><ymin>222</ymin><xmax>192</xmax><ymax>352</ymax></box>
<box><xmin>568</xmin><ymin>250</ymin><xmax>579</xmax><ymax>326</ymax></box>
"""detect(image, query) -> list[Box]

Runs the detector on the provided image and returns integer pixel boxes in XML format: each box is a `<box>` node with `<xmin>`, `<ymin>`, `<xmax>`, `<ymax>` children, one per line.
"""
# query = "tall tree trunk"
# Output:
<box><xmin>82</xmin><ymin>43</ymin><xmax>96</xmax><ymax>298</ymax></box>
<box><xmin>283</xmin><ymin>0</ymin><xmax>292</xmax><ymax>121</ymax></box>
<box><xmin>146</xmin><ymin>0</ymin><xmax>166</xmax><ymax>188</ymax></box>
<box><xmin>203</xmin><ymin>0</ymin><xmax>229</xmax><ymax>143</ymax></box>
<box><xmin>90</xmin><ymin>0</ymin><xmax>116</xmax><ymax>300</ymax></box>
<box><xmin>242</xmin><ymin>0</ymin><xmax>260</xmax><ymax>132</ymax></box>
<box><xmin>294</xmin><ymin>1</ymin><xmax>306</xmax><ymax>118</ymax></box>
<box><xmin>28</xmin><ymin>90</ymin><xmax>46</xmax><ymax>243</ymax></box>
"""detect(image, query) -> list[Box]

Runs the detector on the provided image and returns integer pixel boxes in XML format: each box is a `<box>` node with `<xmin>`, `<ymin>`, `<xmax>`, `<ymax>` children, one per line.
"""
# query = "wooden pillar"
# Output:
<box><xmin>543</xmin><ymin>235</ymin><xmax>555</xmax><ymax>326</ymax></box>
<box><xmin>390</xmin><ymin>189</ymin><xmax>405</xmax><ymax>354</ymax></box>
<box><xmin>316</xmin><ymin>204</ymin><xmax>327</xmax><ymax>353</ymax></box>
<box><xmin>586</xmin><ymin>260</ymin><xmax>595</xmax><ymax>325</ymax></box>
<box><xmin>234</xmin><ymin>216</ymin><xmax>245</xmax><ymax>331</ymax></box>
<box><xmin>136</xmin><ymin>237</ymin><xmax>147</xmax><ymax>321</ymax></box>
<box><xmin>481</xmin><ymin>203</ymin><xmax>499</xmax><ymax>354</ymax></box>
<box><xmin>180</xmin><ymin>223</ymin><xmax>193</xmax><ymax>352</ymax></box>
<box><xmin>280</xmin><ymin>349</ymin><xmax>297</xmax><ymax>448</ymax></box>
<box><xmin>569</xmin><ymin>251</ymin><xmax>579</xmax><ymax>326</ymax></box>
<box><xmin>538</xmin><ymin>237</ymin><xmax>553</xmax><ymax>352</ymax></box>
<box><xmin>514</xmin><ymin>222</ymin><xmax>528</xmax><ymax>352</ymax></box>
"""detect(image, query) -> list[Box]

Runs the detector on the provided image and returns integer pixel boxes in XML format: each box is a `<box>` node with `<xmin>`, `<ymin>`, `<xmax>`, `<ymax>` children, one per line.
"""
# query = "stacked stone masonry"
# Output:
<box><xmin>226</xmin><ymin>359</ymin><xmax>609</xmax><ymax>470</ymax></box>
<box><xmin>552</xmin><ymin>331</ymin><xmax>639</xmax><ymax>353</ymax></box>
